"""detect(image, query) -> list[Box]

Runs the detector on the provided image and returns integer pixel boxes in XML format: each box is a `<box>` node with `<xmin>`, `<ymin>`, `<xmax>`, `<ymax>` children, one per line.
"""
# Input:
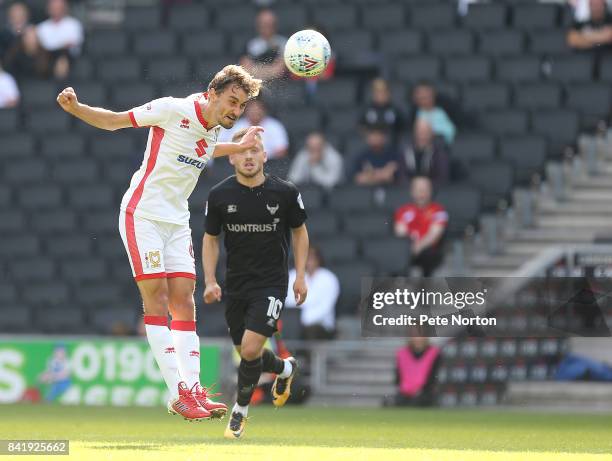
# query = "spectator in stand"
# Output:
<box><xmin>394</xmin><ymin>177</ymin><xmax>448</xmax><ymax>276</ymax></box>
<box><xmin>286</xmin><ymin>247</ymin><xmax>339</xmax><ymax>340</ymax></box>
<box><xmin>240</xmin><ymin>9</ymin><xmax>286</xmax><ymax>81</ymax></box>
<box><xmin>0</xmin><ymin>2</ymin><xmax>34</xmax><ymax>78</ymax></box>
<box><xmin>288</xmin><ymin>132</ymin><xmax>344</xmax><ymax>189</ymax></box>
<box><xmin>0</xmin><ymin>65</ymin><xmax>20</xmax><ymax>108</ymax></box>
<box><xmin>402</xmin><ymin>118</ymin><xmax>450</xmax><ymax>187</ymax></box>
<box><xmin>360</xmin><ymin>78</ymin><xmax>404</xmax><ymax>144</ymax></box>
<box><xmin>382</xmin><ymin>335</ymin><xmax>441</xmax><ymax>407</ymax></box>
<box><xmin>220</xmin><ymin>99</ymin><xmax>289</xmax><ymax>159</ymax></box>
<box><xmin>567</xmin><ymin>0</ymin><xmax>612</xmax><ymax>49</ymax></box>
<box><xmin>352</xmin><ymin>125</ymin><xmax>401</xmax><ymax>186</ymax></box>
<box><xmin>411</xmin><ymin>82</ymin><xmax>457</xmax><ymax>145</ymax></box>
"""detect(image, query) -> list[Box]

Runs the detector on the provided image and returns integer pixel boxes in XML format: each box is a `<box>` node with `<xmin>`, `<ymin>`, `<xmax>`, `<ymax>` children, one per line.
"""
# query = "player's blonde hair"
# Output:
<box><xmin>231</xmin><ymin>127</ymin><xmax>263</xmax><ymax>143</ymax></box>
<box><xmin>208</xmin><ymin>65</ymin><xmax>262</xmax><ymax>99</ymax></box>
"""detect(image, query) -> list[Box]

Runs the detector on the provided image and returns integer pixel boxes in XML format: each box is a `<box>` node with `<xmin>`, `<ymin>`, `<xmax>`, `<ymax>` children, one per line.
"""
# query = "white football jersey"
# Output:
<box><xmin>120</xmin><ymin>93</ymin><xmax>220</xmax><ymax>225</ymax></box>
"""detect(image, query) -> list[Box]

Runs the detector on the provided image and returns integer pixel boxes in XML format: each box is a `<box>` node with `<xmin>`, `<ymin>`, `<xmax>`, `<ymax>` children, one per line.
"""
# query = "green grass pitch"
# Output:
<box><xmin>2</xmin><ymin>404</ymin><xmax>612</xmax><ymax>460</ymax></box>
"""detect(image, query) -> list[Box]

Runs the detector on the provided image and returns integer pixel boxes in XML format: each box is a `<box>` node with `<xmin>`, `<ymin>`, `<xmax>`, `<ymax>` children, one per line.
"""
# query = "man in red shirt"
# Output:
<box><xmin>394</xmin><ymin>176</ymin><xmax>448</xmax><ymax>276</ymax></box>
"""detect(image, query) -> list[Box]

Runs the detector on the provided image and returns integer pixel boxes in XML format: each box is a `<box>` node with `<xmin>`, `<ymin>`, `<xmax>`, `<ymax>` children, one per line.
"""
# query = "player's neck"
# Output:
<box><xmin>200</xmin><ymin>100</ymin><xmax>216</xmax><ymax>128</ymax></box>
<box><xmin>236</xmin><ymin>172</ymin><xmax>266</xmax><ymax>188</ymax></box>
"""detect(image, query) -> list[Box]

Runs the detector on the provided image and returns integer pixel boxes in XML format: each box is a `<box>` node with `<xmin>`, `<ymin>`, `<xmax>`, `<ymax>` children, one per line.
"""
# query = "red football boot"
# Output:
<box><xmin>193</xmin><ymin>383</ymin><xmax>228</xmax><ymax>419</ymax></box>
<box><xmin>167</xmin><ymin>381</ymin><xmax>211</xmax><ymax>421</ymax></box>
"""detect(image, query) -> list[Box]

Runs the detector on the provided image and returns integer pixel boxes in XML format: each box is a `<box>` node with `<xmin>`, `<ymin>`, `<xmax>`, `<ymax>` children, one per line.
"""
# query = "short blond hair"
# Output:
<box><xmin>231</xmin><ymin>127</ymin><xmax>262</xmax><ymax>143</ymax></box>
<box><xmin>208</xmin><ymin>65</ymin><xmax>262</xmax><ymax>99</ymax></box>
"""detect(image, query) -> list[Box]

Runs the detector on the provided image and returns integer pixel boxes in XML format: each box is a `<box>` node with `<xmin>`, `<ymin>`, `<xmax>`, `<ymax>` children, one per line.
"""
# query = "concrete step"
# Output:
<box><xmin>538</xmin><ymin>199</ymin><xmax>612</xmax><ymax>215</ymax></box>
<box><xmin>513</xmin><ymin>228</ymin><xmax>596</xmax><ymax>243</ymax></box>
<box><xmin>327</xmin><ymin>370</ymin><xmax>394</xmax><ymax>385</ymax></box>
<box><xmin>330</xmin><ymin>361</ymin><xmax>395</xmax><ymax>374</ymax></box>
<box><xmin>470</xmin><ymin>269</ymin><xmax>515</xmax><ymax>277</ymax></box>
<box><xmin>571</xmin><ymin>175</ymin><xmax>612</xmax><ymax>188</ymax></box>
<box><xmin>470</xmin><ymin>253</ymin><xmax>527</xmax><ymax>270</ymax></box>
<box><xmin>537</xmin><ymin>215</ymin><xmax>612</xmax><ymax>228</ymax></box>
<box><xmin>503</xmin><ymin>242</ymin><xmax>557</xmax><ymax>256</ymax></box>
<box><xmin>569</xmin><ymin>189</ymin><xmax>612</xmax><ymax>202</ymax></box>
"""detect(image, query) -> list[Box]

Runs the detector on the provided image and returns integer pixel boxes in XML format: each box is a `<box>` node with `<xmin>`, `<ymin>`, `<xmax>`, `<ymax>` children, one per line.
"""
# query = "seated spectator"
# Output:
<box><xmin>567</xmin><ymin>0</ymin><xmax>612</xmax><ymax>49</ymax></box>
<box><xmin>0</xmin><ymin>65</ymin><xmax>20</xmax><ymax>108</ymax></box>
<box><xmin>382</xmin><ymin>335</ymin><xmax>441</xmax><ymax>407</ymax></box>
<box><xmin>411</xmin><ymin>82</ymin><xmax>456</xmax><ymax>145</ymax></box>
<box><xmin>394</xmin><ymin>177</ymin><xmax>448</xmax><ymax>276</ymax></box>
<box><xmin>288</xmin><ymin>132</ymin><xmax>344</xmax><ymax>189</ymax></box>
<box><xmin>25</xmin><ymin>0</ymin><xmax>84</xmax><ymax>79</ymax></box>
<box><xmin>352</xmin><ymin>126</ymin><xmax>401</xmax><ymax>186</ymax></box>
<box><xmin>220</xmin><ymin>99</ymin><xmax>289</xmax><ymax>159</ymax></box>
<box><xmin>402</xmin><ymin>118</ymin><xmax>450</xmax><ymax>187</ymax></box>
<box><xmin>240</xmin><ymin>9</ymin><xmax>286</xmax><ymax>81</ymax></box>
<box><xmin>360</xmin><ymin>78</ymin><xmax>404</xmax><ymax>143</ymax></box>
<box><xmin>286</xmin><ymin>247</ymin><xmax>339</xmax><ymax>340</ymax></box>
<box><xmin>1</xmin><ymin>2</ymin><xmax>35</xmax><ymax>78</ymax></box>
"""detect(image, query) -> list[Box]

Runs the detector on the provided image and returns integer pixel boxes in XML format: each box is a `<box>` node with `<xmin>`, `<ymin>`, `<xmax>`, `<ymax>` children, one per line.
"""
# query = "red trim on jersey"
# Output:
<box><xmin>167</xmin><ymin>272</ymin><xmax>197</xmax><ymax>280</ymax></box>
<box><xmin>135</xmin><ymin>272</ymin><xmax>167</xmax><ymax>282</ymax></box>
<box><xmin>144</xmin><ymin>315</ymin><xmax>168</xmax><ymax>326</ymax></box>
<box><xmin>194</xmin><ymin>94</ymin><xmax>209</xmax><ymax>129</ymax></box>
<box><xmin>126</xmin><ymin>127</ymin><xmax>165</xmax><ymax>214</ymax></box>
<box><xmin>171</xmin><ymin>320</ymin><xmax>196</xmax><ymax>331</ymax></box>
<box><xmin>129</xmin><ymin>111</ymin><xmax>139</xmax><ymax>128</ymax></box>
<box><xmin>125</xmin><ymin>212</ymin><xmax>143</xmax><ymax>275</ymax></box>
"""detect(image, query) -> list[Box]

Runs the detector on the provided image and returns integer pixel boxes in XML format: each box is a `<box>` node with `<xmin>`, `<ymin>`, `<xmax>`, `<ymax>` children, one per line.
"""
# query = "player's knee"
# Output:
<box><xmin>141</xmin><ymin>282</ymin><xmax>170</xmax><ymax>314</ymax></box>
<box><xmin>240</xmin><ymin>344</ymin><xmax>262</xmax><ymax>361</ymax></box>
<box><xmin>169</xmin><ymin>296</ymin><xmax>195</xmax><ymax>320</ymax></box>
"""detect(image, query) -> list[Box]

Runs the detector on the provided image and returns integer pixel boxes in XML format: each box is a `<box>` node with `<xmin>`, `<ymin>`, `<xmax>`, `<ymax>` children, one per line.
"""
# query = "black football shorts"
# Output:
<box><xmin>224</xmin><ymin>288</ymin><xmax>287</xmax><ymax>346</ymax></box>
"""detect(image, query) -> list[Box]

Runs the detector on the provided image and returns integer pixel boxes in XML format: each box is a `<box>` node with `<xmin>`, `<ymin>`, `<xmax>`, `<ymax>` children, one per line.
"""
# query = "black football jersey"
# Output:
<box><xmin>205</xmin><ymin>174</ymin><xmax>307</xmax><ymax>297</ymax></box>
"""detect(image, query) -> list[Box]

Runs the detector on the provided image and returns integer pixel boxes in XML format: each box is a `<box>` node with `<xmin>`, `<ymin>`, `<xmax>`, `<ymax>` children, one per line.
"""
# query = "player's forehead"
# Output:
<box><xmin>222</xmin><ymin>85</ymin><xmax>249</xmax><ymax>103</ymax></box>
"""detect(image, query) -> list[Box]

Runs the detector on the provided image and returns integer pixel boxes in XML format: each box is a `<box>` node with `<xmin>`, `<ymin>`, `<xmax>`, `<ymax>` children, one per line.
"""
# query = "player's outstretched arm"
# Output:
<box><xmin>212</xmin><ymin>126</ymin><xmax>264</xmax><ymax>158</ymax></box>
<box><xmin>291</xmin><ymin>224</ymin><xmax>309</xmax><ymax>306</ymax></box>
<box><xmin>202</xmin><ymin>232</ymin><xmax>222</xmax><ymax>304</ymax></box>
<box><xmin>56</xmin><ymin>87</ymin><xmax>133</xmax><ymax>131</ymax></box>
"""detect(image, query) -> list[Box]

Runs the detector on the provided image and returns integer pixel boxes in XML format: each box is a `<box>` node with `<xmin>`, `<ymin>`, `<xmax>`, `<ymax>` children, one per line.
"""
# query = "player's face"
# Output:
<box><xmin>230</xmin><ymin>138</ymin><xmax>267</xmax><ymax>178</ymax></box>
<box><xmin>212</xmin><ymin>85</ymin><xmax>249</xmax><ymax>129</ymax></box>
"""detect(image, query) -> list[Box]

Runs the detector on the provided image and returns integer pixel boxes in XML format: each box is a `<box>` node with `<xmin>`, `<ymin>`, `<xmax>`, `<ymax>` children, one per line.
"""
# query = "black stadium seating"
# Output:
<box><xmin>0</xmin><ymin>0</ymin><xmax>607</xmax><ymax>332</ymax></box>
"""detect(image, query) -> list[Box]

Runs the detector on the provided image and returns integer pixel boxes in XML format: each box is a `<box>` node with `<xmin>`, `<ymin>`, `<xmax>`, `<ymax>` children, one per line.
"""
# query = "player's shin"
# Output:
<box><xmin>261</xmin><ymin>348</ymin><xmax>285</xmax><ymax>374</ymax></box>
<box><xmin>170</xmin><ymin>320</ymin><xmax>201</xmax><ymax>388</ymax></box>
<box><xmin>235</xmin><ymin>357</ymin><xmax>263</xmax><ymax>415</ymax></box>
<box><xmin>144</xmin><ymin>315</ymin><xmax>182</xmax><ymax>398</ymax></box>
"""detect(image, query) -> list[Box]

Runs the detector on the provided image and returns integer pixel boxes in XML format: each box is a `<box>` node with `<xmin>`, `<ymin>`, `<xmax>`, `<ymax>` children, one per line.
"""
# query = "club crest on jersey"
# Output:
<box><xmin>266</xmin><ymin>203</ymin><xmax>279</xmax><ymax>215</ymax></box>
<box><xmin>144</xmin><ymin>250</ymin><xmax>162</xmax><ymax>269</ymax></box>
<box><xmin>227</xmin><ymin>204</ymin><xmax>237</xmax><ymax>213</ymax></box>
<box><xmin>180</xmin><ymin>118</ymin><xmax>190</xmax><ymax>129</ymax></box>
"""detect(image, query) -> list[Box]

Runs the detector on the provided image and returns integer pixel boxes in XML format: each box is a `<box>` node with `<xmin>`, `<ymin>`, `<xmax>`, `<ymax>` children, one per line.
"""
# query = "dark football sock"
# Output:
<box><xmin>236</xmin><ymin>357</ymin><xmax>263</xmax><ymax>406</ymax></box>
<box><xmin>261</xmin><ymin>348</ymin><xmax>285</xmax><ymax>374</ymax></box>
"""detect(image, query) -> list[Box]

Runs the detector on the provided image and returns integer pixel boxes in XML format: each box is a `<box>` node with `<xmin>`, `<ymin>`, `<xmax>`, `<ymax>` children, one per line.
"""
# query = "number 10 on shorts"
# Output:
<box><xmin>266</xmin><ymin>297</ymin><xmax>282</xmax><ymax>320</ymax></box>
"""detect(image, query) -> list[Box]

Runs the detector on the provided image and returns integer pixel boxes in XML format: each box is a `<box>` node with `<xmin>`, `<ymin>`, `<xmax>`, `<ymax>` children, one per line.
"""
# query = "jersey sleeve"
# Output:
<box><xmin>287</xmin><ymin>184</ymin><xmax>307</xmax><ymax>228</ymax></box>
<box><xmin>128</xmin><ymin>97</ymin><xmax>173</xmax><ymax>128</ymax></box>
<box><xmin>204</xmin><ymin>190</ymin><xmax>223</xmax><ymax>236</ymax></box>
<box><xmin>431</xmin><ymin>204</ymin><xmax>449</xmax><ymax>226</ymax></box>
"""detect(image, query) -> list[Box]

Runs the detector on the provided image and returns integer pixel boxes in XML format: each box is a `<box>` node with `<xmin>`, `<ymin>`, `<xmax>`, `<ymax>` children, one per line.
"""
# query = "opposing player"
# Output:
<box><xmin>203</xmin><ymin>128</ymin><xmax>309</xmax><ymax>439</ymax></box>
<box><xmin>56</xmin><ymin>65</ymin><xmax>263</xmax><ymax>421</ymax></box>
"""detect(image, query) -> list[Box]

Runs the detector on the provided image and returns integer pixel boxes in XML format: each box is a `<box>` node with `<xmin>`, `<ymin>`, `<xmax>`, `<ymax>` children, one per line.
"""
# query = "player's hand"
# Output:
<box><xmin>293</xmin><ymin>276</ymin><xmax>308</xmax><ymax>306</ymax></box>
<box><xmin>56</xmin><ymin>87</ymin><xmax>79</xmax><ymax>114</ymax></box>
<box><xmin>204</xmin><ymin>282</ymin><xmax>222</xmax><ymax>304</ymax></box>
<box><xmin>239</xmin><ymin>125</ymin><xmax>264</xmax><ymax>151</ymax></box>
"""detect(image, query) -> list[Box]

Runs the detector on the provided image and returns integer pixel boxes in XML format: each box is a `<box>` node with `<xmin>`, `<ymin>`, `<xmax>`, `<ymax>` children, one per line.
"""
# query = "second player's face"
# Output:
<box><xmin>214</xmin><ymin>85</ymin><xmax>249</xmax><ymax>129</ymax></box>
<box><xmin>231</xmin><ymin>138</ymin><xmax>266</xmax><ymax>178</ymax></box>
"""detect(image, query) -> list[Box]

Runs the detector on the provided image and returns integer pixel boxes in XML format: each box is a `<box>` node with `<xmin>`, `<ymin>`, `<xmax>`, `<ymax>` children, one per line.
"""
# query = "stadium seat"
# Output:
<box><xmin>36</xmin><ymin>306</ymin><xmax>83</xmax><ymax>332</ymax></box>
<box><xmin>279</xmin><ymin>308</ymin><xmax>302</xmax><ymax>340</ymax></box>
<box><xmin>435</xmin><ymin>184</ymin><xmax>482</xmax><ymax>237</ymax></box>
<box><xmin>513</xmin><ymin>83</ymin><xmax>561</xmax><ymax>110</ymax></box>
<box><xmin>145</xmin><ymin>57</ymin><xmax>190</xmax><ymax>83</ymax></box>
<box><xmin>299</xmin><ymin>185</ymin><xmax>326</xmax><ymax>210</ymax></box>
<box><xmin>94</xmin><ymin>235</ymin><xmax>128</xmax><ymax>260</ymax></box>
<box><xmin>110</xmin><ymin>83</ymin><xmax>156</xmax><ymax>111</ymax></box>
<box><xmin>329</xmin><ymin>261</ymin><xmax>375</xmax><ymax>316</ymax></box>
<box><xmin>547</xmin><ymin>55</ymin><xmax>594</xmax><ymax>83</ymax></box>
<box><xmin>378</xmin><ymin>30</ymin><xmax>423</xmax><ymax>56</ymax></box>
<box><xmin>428</xmin><ymin>29</ymin><xmax>475</xmax><ymax>57</ymax></box>
<box><xmin>22</xmin><ymin>283</ymin><xmax>68</xmax><ymax>306</ymax></box>
<box><xmin>4</xmin><ymin>160</ymin><xmax>46</xmax><ymax>184</ymax></box>
<box><xmin>599</xmin><ymin>56</ymin><xmax>612</xmax><ymax>82</ymax></box>
<box><xmin>468</xmin><ymin>162</ymin><xmax>514</xmax><ymax>210</ymax></box>
<box><xmin>18</xmin><ymin>185</ymin><xmax>62</xmax><ymax>209</ymax></box>
<box><xmin>133</xmin><ymin>31</ymin><xmax>177</xmax><ymax>57</ymax></box>
<box><xmin>31</xmin><ymin>210</ymin><xmax>77</xmax><ymax>234</ymax></box>
<box><xmin>565</xmin><ymin>83</ymin><xmax>611</xmax><ymax>120</ymax></box>
<box><xmin>362</xmin><ymin>3</ymin><xmax>406</xmax><ymax>30</ymax></box>
<box><xmin>91</xmin><ymin>133</ymin><xmax>135</xmax><ymax>159</ymax></box>
<box><xmin>307</xmin><ymin>210</ymin><xmax>340</xmax><ymax>239</ymax></box>
<box><xmin>512</xmin><ymin>3</ymin><xmax>559</xmax><ymax>29</ymax></box>
<box><xmin>168</xmin><ymin>4</ymin><xmax>209</xmax><ymax>30</ymax></box>
<box><xmin>313</xmin><ymin>5</ymin><xmax>358</xmax><ymax>31</ymax></box>
<box><xmin>528</xmin><ymin>30</ymin><xmax>569</xmax><ymax>55</ymax></box>
<box><xmin>197</xmin><ymin>303</ymin><xmax>229</xmax><ymax>337</ymax></box>
<box><xmin>478</xmin><ymin>30</ymin><xmax>525</xmax><ymax>56</ymax></box>
<box><xmin>86</xmin><ymin>30</ymin><xmax>128</xmax><ymax>57</ymax></box>
<box><xmin>195</xmin><ymin>57</ymin><xmax>237</xmax><ymax>82</ymax></box>
<box><xmin>98</xmin><ymin>58</ymin><xmax>142</xmax><ymax>82</ymax></box>
<box><xmin>74</xmin><ymin>82</ymin><xmax>107</xmax><ymax>108</ymax></box>
<box><xmin>1</xmin><ymin>134</ymin><xmax>34</xmax><ymax>157</ymax></box>
<box><xmin>496</xmin><ymin>56</ymin><xmax>541</xmax><ymax>82</ymax></box>
<box><xmin>362</xmin><ymin>237</ymin><xmax>411</xmax><ymax>275</ymax></box>
<box><xmin>462</xmin><ymin>83</ymin><xmax>510</xmax><ymax>111</ymax></box>
<box><xmin>45</xmin><ymin>234</ymin><xmax>93</xmax><ymax>259</ymax></box>
<box><xmin>445</xmin><ymin>56</ymin><xmax>491</xmax><ymax>82</ymax></box>
<box><xmin>377</xmin><ymin>186</ymin><xmax>409</xmax><ymax>213</ymax></box>
<box><xmin>41</xmin><ymin>133</ymin><xmax>85</xmax><ymax>158</ymax></box>
<box><xmin>328</xmin><ymin>186</ymin><xmax>374</xmax><ymax>212</ymax></box>
<box><xmin>68</xmin><ymin>184</ymin><xmax>114</xmax><ymax>210</ymax></box>
<box><xmin>82</xmin><ymin>211</ymin><xmax>121</xmax><ymax>234</ymax></box>
<box><xmin>463</xmin><ymin>3</ymin><xmax>507</xmax><ymax>29</ymax></box>
<box><xmin>123</xmin><ymin>6</ymin><xmax>161</xmax><ymax>30</ymax></box>
<box><xmin>411</xmin><ymin>3</ymin><xmax>456</xmax><ymax>29</ymax></box>
<box><xmin>343</xmin><ymin>211</ymin><xmax>392</xmax><ymax>239</ymax></box>
<box><xmin>0</xmin><ymin>185</ymin><xmax>11</xmax><ymax>207</ymax></box>
<box><xmin>26</xmin><ymin>110</ymin><xmax>71</xmax><ymax>133</ymax></box>
<box><xmin>325</xmin><ymin>110</ymin><xmax>360</xmax><ymax>137</ymax></box>
<box><xmin>70</xmin><ymin>58</ymin><xmax>94</xmax><ymax>80</ymax></box>
<box><xmin>275</xmin><ymin>4</ymin><xmax>308</xmax><ymax>33</ymax></box>
<box><xmin>395</xmin><ymin>56</ymin><xmax>441</xmax><ymax>82</ymax></box>
<box><xmin>181</xmin><ymin>30</ymin><xmax>227</xmax><ymax>57</ymax></box>
<box><xmin>313</xmin><ymin>79</ymin><xmax>358</xmax><ymax>109</ymax></box>
<box><xmin>318</xmin><ymin>236</ymin><xmax>359</xmax><ymax>264</ymax></box>
<box><xmin>531</xmin><ymin>110</ymin><xmax>579</xmax><ymax>155</ymax></box>
<box><xmin>0</xmin><ymin>305</ymin><xmax>32</xmax><ymax>332</ymax></box>
<box><xmin>0</xmin><ymin>283</ymin><xmax>18</xmax><ymax>304</ymax></box>
<box><xmin>11</xmin><ymin>258</ymin><xmax>55</xmax><ymax>282</ymax></box>
<box><xmin>20</xmin><ymin>80</ymin><xmax>57</xmax><ymax>108</ymax></box>
<box><xmin>452</xmin><ymin>133</ymin><xmax>496</xmax><ymax>165</ymax></box>
<box><xmin>215</xmin><ymin>5</ymin><xmax>256</xmax><ymax>30</ymax></box>
<box><xmin>61</xmin><ymin>259</ymin><xmax>107</xmax><ymax>283</ymax></box>
<box><xmin>90</xmin><ymin>306</ymin><xmax>140</xmax><ymax>335</ymax></box>
<box><xmin>74</xmin><ymin>283</ymin><xmax>124</xmax><ymax>309</ymax></box>
<box><xmin>498</xmin><ymin>135</ymin><xmax>547</xmax><ymax>184</ymax></box>
<box><xmin>478</xmin><ymin>109</ymin><xmax>528</xmax><ymax>136</ymax></box>
<box><xmin>53</xmin><ymin>160</ymin><xmax>99</xmax><ymax>183</ymax></box>
<box><xmin>0</xmin><ymin>109</ymin><xmax>18</xmax><ymax>133</ymax></box>
<box><xmin>331</xmin><ymin>31</ymin><xmax>374</xmax><ymax>61</ymax></box>
<box><xmin>0</xmin><ymin>210</ymin><xmax>26</xmax><ymax>233</ymax></box>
